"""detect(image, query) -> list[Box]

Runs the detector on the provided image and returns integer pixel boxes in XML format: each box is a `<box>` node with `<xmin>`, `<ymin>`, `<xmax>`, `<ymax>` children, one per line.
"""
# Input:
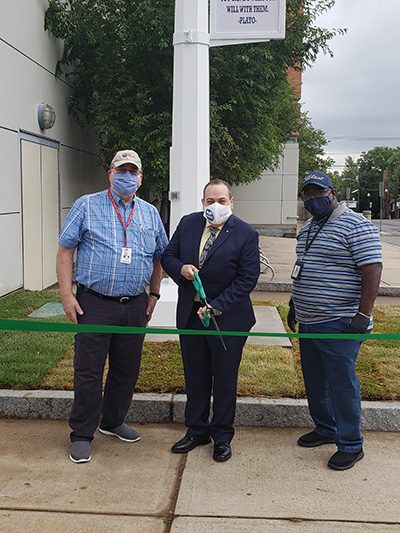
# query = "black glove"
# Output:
<box><xmin>287</xmin><ymin>298</ymin><xmax>297</xmax><ymax>332</ymax></box>
<box><xmin>347</xmin><ymin>312</ymin><xmax>371</xmax><ymax>334</ymax></box>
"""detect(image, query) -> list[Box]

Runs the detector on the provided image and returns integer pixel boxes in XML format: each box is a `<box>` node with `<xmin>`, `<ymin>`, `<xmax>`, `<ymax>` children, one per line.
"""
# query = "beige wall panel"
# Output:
<box><xmin>1</xmin><ymin>0</ymin><xmax>100</xmax><ymax>296</ymax></box>
<box><xmin>41</xmin><ymin>145</ymin><xmax>59</xmax><ymax>288</ymax></box>
<box><xmin>263</xmin><ymin>155</ymin><xmax>284</xmax><ymax>175</ymax></box>
<box><xmin>81</xmin><ymin>150</ymin><xmax>106</xmax><ymax>193</ymax></box>
<box><xmin>0</xmin><ymin>214</ymin><xmax>23</xmax><ymax>296</ymax></box>
<box><xmin>282</xmin><ymin>174</ymin><xmax>299</xmax><ymax>202</ymax></box>
<box><xmin>0</xmin><ymin>0</ymin><xmax>62</xmax><ymax>75</ymax></box>
<box><xmin>282</xmin><ymin>143</ymin><xmax>299</xmax><ymax>175</ymax></box>
<box><xmin>234</xmin><ymin>201</ymin><xmax>282</xmax><ymax>225</ymax></box>
<box><xmin>0</xmin><ymin>130</ymin><xmax>20</xmax><ymax>213</ymax></box>
<box><xmin>0</xmin><ymin>33</ymin><xmax>98</xmax><ymax>153</ymax></box>
<box><xmin>233</xmin><ymin>176</ymin><xmax>283</xmax><ymax>202</ymax></box>
<box><xmin>59</xmin><ymin>147</ymin><xmax>104</xmax><ymax>209</ymax></box>
<box><xmin>281</xmin><ymin>200</ymin><xmax>299</xmax><ymax>223</ymax></box>
<box><xmin>21</xmin><ymin>141</ymin><xmax>42</xmax><ymax>290</ymax></box>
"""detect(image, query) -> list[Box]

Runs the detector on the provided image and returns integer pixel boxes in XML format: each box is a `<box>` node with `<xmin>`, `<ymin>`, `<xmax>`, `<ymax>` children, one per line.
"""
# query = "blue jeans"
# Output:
<box><xmin>299</xmin><ymin>317</ymin><xmax>364</xmax><ymax>452</ymax></box>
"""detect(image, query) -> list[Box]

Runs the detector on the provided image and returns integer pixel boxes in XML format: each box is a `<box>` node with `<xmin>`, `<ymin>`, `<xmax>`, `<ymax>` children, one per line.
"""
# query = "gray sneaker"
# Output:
<box><xmin>70</xmin><ymin>441</ymin><xmax>91</xmax><ymax>463</ymax></box>
<box><xmin>99</xmin><ymin>423</ymin><xmax>141</xmax><ymax>443</ymax></box>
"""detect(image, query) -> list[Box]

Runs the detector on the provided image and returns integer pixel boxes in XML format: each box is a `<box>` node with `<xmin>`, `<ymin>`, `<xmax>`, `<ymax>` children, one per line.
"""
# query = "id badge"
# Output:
<box><xmin>120</xmin><ymin>247</ymin><xmax>132</xmax><ymax>264</ymax></box>
<box><xmin>291</xmin><ymin>260</ymin><xmax>303</xmax><ymax>280</ymax></box>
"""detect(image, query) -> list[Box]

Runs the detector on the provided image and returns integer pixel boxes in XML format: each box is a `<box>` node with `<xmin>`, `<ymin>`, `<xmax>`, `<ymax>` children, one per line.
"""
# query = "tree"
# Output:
<box><xmin>298</xmin><ymin>111</ymin><xmax>334</xmax><ymax>182</ymax></box>
<box><xmin>45</xmin><ymin>0</ymin><xmax>343</xmax><ymax>201</ymax></box>
<box><xmin>357</xmin><ymin>147</ymin><xmax>395</xmax><ymax>216</ymax></box>
<box><xmin>341</xmin><ymin>156</ymin><xmax>358</xmax><ymax>185</ymax></box>
<box><xmin>338</xmin><ymin>156</ymin><xmax>359</xmax><ymax>203</ymax></box>
<box><xmin>386</xmin><ymin>148</ymin><xmax>400</xmax><ymax>217</ymax></box>
<box><xmin>387</xmin><ymin>148</ymin><xmax>400</xmax><ymax>196</ymax></box>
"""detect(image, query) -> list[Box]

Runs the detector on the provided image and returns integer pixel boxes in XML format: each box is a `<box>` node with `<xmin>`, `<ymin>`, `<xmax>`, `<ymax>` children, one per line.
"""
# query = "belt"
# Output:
<box><xmin>77</xmin><ymin>284</ymin><xmax>142</xmax><ymax>303</ymax></box>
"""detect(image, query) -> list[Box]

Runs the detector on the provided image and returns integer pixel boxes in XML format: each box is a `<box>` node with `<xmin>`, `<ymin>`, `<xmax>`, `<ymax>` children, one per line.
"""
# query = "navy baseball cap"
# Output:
<box><xmin>300</xmin><ymin>171</ymin><xmax>333</xmax><ymax>192</ymax></box>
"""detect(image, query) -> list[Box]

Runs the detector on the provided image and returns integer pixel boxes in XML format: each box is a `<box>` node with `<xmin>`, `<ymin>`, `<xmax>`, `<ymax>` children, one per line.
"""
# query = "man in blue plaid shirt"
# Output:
<box><xmin>57</xmin><ymin>149</ymin><xmax>168</xmax><ymax>463</ymax></box>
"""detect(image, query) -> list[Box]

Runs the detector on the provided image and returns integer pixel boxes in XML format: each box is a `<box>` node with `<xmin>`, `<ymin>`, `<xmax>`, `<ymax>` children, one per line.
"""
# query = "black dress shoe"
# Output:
<box><xmin>298</xmin><ymin>430</ymin><xmax>335</xmax><ymax>448</ymax></box>
<box><xmin>171</xmin><ymin>434</ymin><xmax>211</xmax><ymax>454</ymax></box>
<box><xmin>328</xmin><ymin>449</ymin><xmax>364</xmax><ymax>471</ymax></box>
<box><xmin>213</xmin><ymin>442</ymin><xmax>232</xmax><ymax>462</ymax></box>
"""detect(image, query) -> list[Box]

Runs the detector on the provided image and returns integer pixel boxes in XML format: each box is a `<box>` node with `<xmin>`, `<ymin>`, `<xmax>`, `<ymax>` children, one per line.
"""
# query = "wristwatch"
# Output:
<box><xmin>149</xmin><ymin>291</ymin><xmax>161</xmax><ymax>300</ymax></box>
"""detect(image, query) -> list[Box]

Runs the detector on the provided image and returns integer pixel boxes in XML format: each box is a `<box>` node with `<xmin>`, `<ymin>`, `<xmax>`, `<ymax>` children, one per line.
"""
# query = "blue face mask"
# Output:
<box><xmin>112</xmin><ymin>171</ymin><xmax>139</xmax><ymax>197</ymax></box>
<box><xmin>304</xmin><ymin>195</ymin><xmax>332</xmax><ymax>219</ymax></box>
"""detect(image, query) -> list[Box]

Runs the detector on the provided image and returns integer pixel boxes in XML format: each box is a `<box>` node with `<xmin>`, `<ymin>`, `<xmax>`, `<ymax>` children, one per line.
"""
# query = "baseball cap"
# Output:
<box><xmin>110</xmin><ymin>150</ymin><xmax>142</xmax><ymax>170</ymax></box>
<box><xmin>300</xmin><ymin>171</ymin><xmax>333</xmax><ymax>192</ymax></box>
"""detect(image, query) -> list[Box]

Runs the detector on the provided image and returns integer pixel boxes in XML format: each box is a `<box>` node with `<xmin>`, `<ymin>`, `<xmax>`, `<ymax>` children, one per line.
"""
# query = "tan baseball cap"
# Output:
<box><xmin>110</xmin><ymin>150</ymin><xmax>142</xmax><ymax>170</ymax></box>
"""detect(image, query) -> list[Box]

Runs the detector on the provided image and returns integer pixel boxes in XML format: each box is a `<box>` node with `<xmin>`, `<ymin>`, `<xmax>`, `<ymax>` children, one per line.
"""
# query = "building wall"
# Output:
<box><xmin>0</xmin><ymin>0</ymin><xmax>104</xmax><ymax>296</ymax></box>
<box><xmin>232</xmin><ymin>140</ymin><xmax>299</xmax><ymax>236</ymax></box>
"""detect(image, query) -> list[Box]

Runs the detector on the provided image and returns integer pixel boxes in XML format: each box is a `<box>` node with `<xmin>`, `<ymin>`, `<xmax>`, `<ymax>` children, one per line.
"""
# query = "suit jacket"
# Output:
<box><xmin>161</xmin><ymin>212</ymin><xmax>260</xmax><ymax>331</ymax></box>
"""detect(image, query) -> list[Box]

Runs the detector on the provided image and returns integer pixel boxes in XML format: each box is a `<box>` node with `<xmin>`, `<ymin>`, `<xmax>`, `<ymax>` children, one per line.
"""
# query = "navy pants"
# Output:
<box><xmin>299</xmin><ymin>317</ymin><xmax>364</xmax><ymax>452</ymax></box>
<box><xmin>179</xmin><ymin>305</ymin><xmax>247</xmax><ymax>444</ymax></box>
<box><xmin>69</xmin><ymin>288</ymin><xmax>147</xmax><ymax>442</ymax></box>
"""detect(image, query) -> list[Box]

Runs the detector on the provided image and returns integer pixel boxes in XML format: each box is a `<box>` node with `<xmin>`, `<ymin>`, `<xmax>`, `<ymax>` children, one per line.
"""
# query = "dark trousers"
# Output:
<box><xmin>299</xmin><ymin>317</ymin><xmax>364</xmax><ymax>452</ymax></box>
<box><xmin>179</xmin><ymin>306</ymin><xmax>247</xmax><ymax>444</ymax></box>
<box><xmin>69</xmin><ymin>288</ymin><xmax>148</xmax><ymax>442</ymax></box>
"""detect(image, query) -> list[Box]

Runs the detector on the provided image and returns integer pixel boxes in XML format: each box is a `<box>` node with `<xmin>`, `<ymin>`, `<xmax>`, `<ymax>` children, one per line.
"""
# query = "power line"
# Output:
<box><xmin>328</xmin><ymin>136</ymin><xmax>400</xmax><ymax>141</ymax></box>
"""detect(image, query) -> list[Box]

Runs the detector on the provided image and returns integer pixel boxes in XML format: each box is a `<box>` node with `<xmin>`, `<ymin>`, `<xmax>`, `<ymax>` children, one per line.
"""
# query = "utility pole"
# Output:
<box><xmin>379</xmin><ymin>181</ymin><xmax>384</xmax><ymax>232</ymax></box>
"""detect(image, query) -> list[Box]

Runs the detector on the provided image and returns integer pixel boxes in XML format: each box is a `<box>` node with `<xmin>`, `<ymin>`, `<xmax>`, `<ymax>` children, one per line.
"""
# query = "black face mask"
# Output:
<box><xmin>304</xmin><ymin>194</ymin><xmax>333</xmax><ymax>219</ymax></box>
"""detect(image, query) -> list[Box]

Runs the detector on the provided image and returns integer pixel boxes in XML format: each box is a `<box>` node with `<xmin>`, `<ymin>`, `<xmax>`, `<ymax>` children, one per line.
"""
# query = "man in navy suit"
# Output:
<box><xmin>161</xmin><ymin>179</ymin><xmax>260</xmax><ymax>462</ymax></box>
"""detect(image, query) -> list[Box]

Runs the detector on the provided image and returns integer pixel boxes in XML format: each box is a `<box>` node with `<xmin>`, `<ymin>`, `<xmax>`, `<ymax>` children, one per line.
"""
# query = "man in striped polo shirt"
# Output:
<box><xmin>288</xmin><ymin>171</ymin><xmax>382</xmax><ymax>471</ymax></box>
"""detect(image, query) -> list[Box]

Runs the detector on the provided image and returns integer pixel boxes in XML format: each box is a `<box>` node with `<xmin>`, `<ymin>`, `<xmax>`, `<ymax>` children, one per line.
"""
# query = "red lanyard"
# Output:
<box><xmin>108</xmin><ymin>188</ymin><xmax>136</xmax><ymax>247</ymax></box>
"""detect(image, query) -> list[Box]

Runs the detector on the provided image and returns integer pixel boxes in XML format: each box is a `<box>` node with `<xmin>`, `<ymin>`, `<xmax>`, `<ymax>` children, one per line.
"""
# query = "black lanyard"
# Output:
<box><xmin>303</xmin><ymin>216</ymin><xmax>330</xmax><ymax>255</ymax></box>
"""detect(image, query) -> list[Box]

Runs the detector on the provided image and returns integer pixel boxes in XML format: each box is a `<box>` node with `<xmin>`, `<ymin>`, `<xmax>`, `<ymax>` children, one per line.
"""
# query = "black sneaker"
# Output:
<box><xmin>328</xmin><ymin>449</ymin><xmax>364</xmax><ymax>471</ymax></box>
<box><xmin>70</xmin><ymin>441</ymin><xmax>91</xmax><ymax>463</ymax></box>
<box><xmin>298</xmin><ymin>430</ymin><xmax>335</xmax><ymax>448</ymax></box>
<box><xmin>99</xmin><ymin>423</ymin><xmax>141</xmax><ymax>443</ymax></box>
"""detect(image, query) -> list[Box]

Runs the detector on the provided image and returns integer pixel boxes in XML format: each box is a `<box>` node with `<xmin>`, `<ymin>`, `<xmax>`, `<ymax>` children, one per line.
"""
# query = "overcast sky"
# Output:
<box><xmin>301</xmin><ymin>0</ymin><xmax>400</xmax><ymax>172</ymax></box>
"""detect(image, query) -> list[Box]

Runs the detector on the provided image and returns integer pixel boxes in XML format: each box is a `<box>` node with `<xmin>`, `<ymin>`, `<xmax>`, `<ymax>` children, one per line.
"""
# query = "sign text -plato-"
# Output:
<box><xmin>210</xmin><ymin>0</ymin><xmax>286</xmax><ymax>42</ymax></box>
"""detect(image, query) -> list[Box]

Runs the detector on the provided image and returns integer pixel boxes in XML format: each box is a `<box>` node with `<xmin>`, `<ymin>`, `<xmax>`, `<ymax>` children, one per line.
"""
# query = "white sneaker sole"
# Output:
<box><xmin>98</xmin><ymin>428</ymin><xmax>141</xmax><ymax>443</ymax></box>
<box><xmin>69</xmin><ymin>454</ymin><xmax>91</xmax><ymax>463</ymax></box>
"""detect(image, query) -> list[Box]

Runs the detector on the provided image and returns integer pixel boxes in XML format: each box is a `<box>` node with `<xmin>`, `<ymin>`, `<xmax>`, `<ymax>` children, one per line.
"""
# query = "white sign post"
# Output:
<box><xmin>169</xmin><ymin>0</ymin><xmax>210</xmax><ymax>234</ymax></box>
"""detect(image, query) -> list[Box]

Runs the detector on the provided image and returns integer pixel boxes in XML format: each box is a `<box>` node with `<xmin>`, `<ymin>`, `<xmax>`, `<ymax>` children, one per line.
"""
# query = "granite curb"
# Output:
<box><xmin>0</xmin><ymin>390</ymin><xmax>399</xmax><ymax>431</ymax></box>
<box><xmin>256</xmin><ymin>281</ymin><xmax>400</xmax><ymax>296</ymax></box>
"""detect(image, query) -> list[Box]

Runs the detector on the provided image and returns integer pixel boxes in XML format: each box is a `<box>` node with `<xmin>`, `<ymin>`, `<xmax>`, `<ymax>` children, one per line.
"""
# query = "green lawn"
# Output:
<box><xmin>1</xmin><ymin>290</ymin><xmax>400</xmax><ymax>400</ymax></box>
<box><xmin>0</xmin><ymin>291</ymin><xmax>73</xmax><ymax>388</ymax></box>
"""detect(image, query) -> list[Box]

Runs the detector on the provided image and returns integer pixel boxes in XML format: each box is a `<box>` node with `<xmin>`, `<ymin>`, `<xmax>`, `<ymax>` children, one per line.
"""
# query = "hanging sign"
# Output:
<box><xmin>210</xmin><ymin>0</ymin><xmax>286</xmax><ymax>45</ymax></box>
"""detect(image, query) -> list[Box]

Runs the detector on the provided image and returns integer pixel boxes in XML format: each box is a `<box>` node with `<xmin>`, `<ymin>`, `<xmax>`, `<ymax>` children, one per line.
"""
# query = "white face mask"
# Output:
<box><xmin>203</xmin><ymin>202</ymin><xmax>232</xmax><ymax>226</ymax></box>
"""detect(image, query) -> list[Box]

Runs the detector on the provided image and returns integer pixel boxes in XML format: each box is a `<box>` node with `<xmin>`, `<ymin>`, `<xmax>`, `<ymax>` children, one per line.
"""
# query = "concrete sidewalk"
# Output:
<box><xmin>1</xmin><ymin>229</ymin><xmax>400</xmax><ymax>532</ymax></box>
<box><xmin>258</xmin><ymin>235</ymin><xmax>400</xmax><ymax>295</ymax></box>
<box><xmin>146</xmin><ymin>305</ymin><xmax>292</xmax><ymax>347</ymax></box>
<box><xmin>0</xmin><ymin>420</ymin><xmax>399</xmax><ymax>532</ymax></box>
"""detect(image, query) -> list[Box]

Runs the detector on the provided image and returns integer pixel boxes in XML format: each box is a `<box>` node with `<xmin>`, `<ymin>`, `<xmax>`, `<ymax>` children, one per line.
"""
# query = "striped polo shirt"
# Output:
<box><xmin>292</xmin><ymin>202</ymin><xmax>382</xmax><ymax>324</ymax></box>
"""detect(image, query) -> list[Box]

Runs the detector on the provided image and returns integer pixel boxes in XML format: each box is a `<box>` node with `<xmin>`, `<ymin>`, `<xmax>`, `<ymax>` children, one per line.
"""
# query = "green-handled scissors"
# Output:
<box><xmin>192</xmin><ymin>272</ymin><xmax>227</xmax><ymax>351</ymax></box>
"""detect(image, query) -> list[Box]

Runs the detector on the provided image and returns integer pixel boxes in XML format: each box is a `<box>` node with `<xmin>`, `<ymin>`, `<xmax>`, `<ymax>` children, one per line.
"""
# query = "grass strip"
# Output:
<box><xmin>0</xmin><ymin>291</ymin><xmax>400</xmax><ymax>400</ymax></box>
<box><xmin>0</xmin><ymin>290</ymin><xmax>73</xmax><ymax>388</ymax></box>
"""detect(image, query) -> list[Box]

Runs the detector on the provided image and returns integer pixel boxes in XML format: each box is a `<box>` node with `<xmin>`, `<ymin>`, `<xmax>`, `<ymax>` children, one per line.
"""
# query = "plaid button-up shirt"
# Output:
<box><xmin>59</xmin><ymin>189</ymin><xmax>168</xmax><ymax>296</ymax></box>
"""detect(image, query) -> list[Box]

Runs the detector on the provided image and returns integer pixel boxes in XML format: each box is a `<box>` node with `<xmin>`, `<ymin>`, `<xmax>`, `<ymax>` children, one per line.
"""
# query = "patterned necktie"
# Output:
<box><xmin>199</xmin><ymin>226</ymin><xmax>218</xmax><ymax>268</ymax></box>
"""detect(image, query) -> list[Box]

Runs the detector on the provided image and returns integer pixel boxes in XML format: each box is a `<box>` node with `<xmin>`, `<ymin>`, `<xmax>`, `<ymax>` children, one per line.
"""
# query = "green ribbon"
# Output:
<box><xmin>0</xmin><ymin>319</ymin><xmax>400</xmax><ymax>340</ymax></box>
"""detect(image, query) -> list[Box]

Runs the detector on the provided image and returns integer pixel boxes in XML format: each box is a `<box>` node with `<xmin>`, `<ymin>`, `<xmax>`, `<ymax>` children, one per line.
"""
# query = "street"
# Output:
<box><xmin>372</xmin><ymin>219</ymin><xmax>400</xmax><ymax>246</ymax></box>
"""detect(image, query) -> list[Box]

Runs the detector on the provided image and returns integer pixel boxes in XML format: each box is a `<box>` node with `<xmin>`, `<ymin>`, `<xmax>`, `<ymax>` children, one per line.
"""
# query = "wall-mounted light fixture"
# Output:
<box><xmin>37</xmin><ymin>103</ymin><xmax>56</xmax><ymax>130</ymax></box>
